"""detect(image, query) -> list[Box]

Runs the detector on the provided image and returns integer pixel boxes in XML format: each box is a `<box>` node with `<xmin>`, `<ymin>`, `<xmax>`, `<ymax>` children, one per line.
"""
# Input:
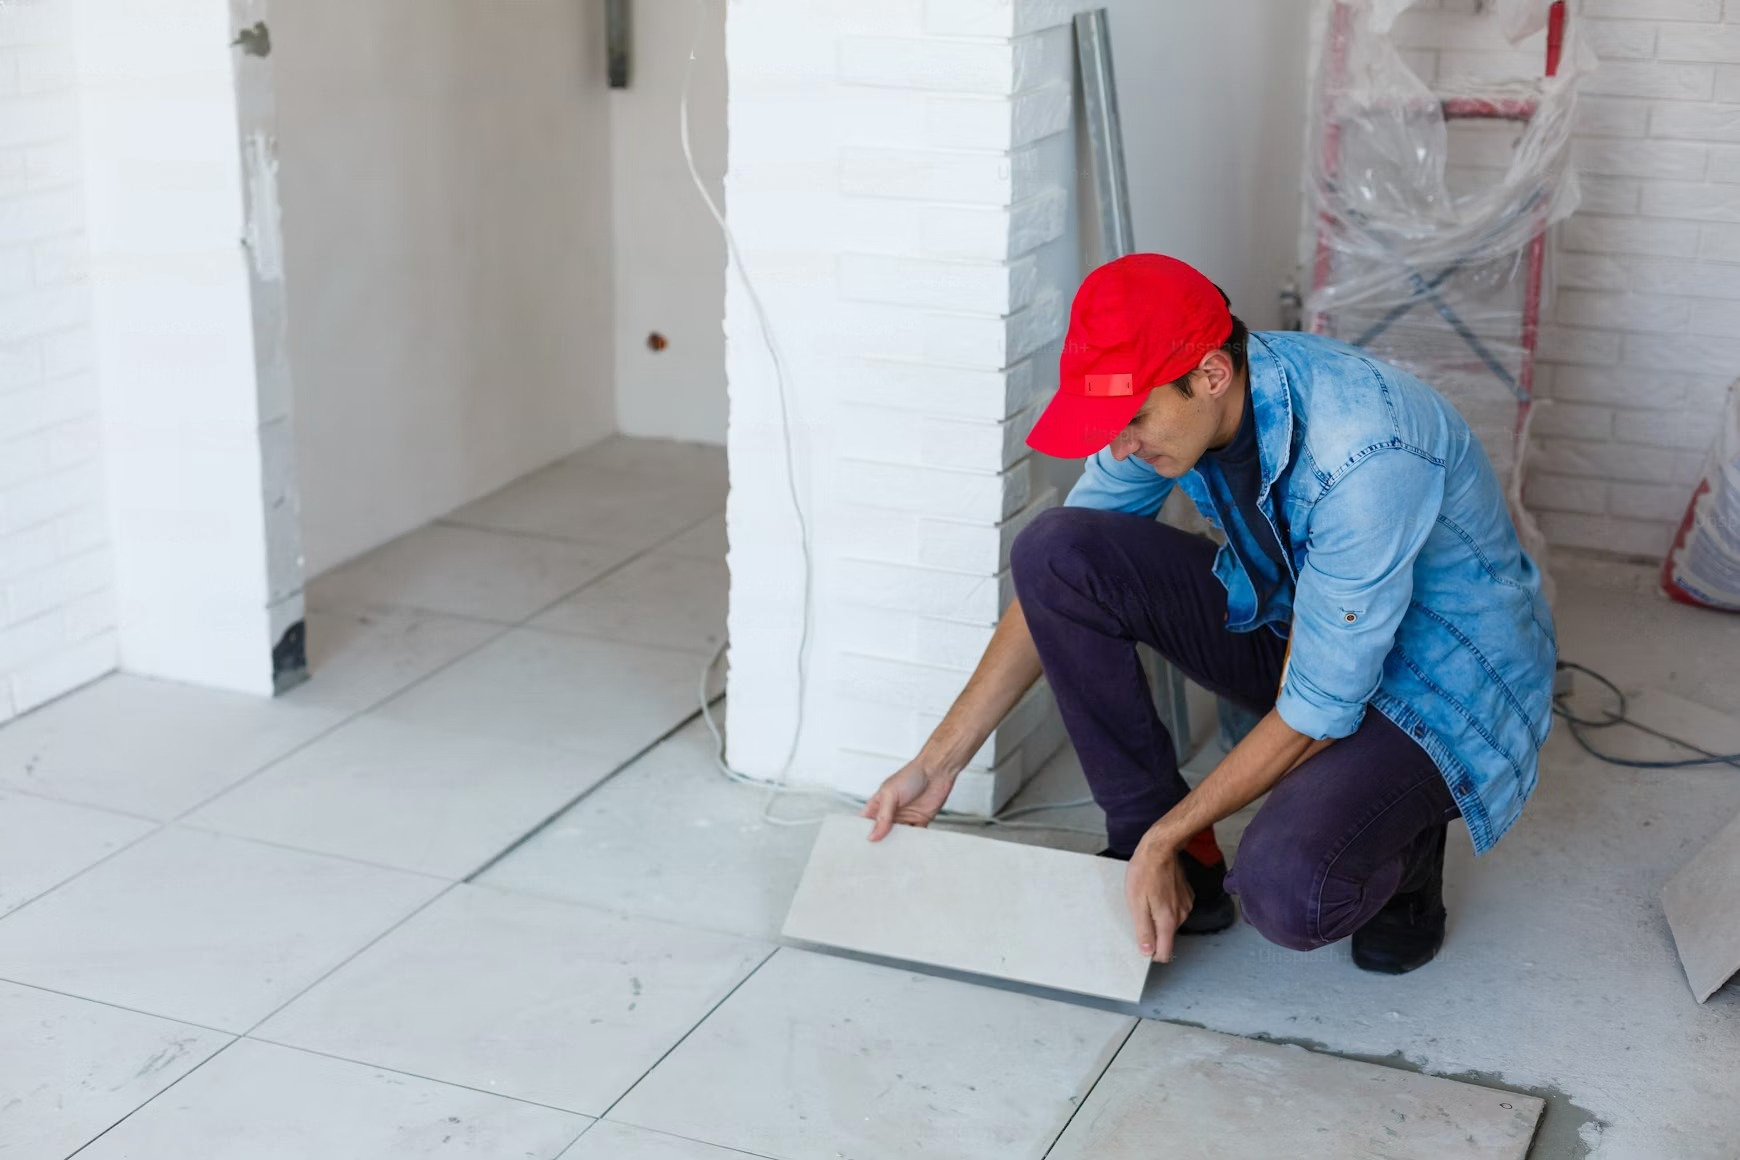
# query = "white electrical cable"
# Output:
<box><xmin>678</xmin><ymin>0</ymin><xmax>1103</xmax><ymax>838</ymax></box>
<box><xmin>679</xmin><ymin>0</ymin><xmax>821</xmax><ymax>827</ymax></box>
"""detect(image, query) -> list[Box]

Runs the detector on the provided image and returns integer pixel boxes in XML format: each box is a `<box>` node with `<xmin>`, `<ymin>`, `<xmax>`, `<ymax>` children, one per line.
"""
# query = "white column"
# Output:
<box><xmin>74</xmin><ymin>0</ymin><xmax>303</xmax><ymax>694</ymax></box>
<box><xmin>723</xmin><ymin>0</ymin><xmax>1084</xmax><ymax>812</ymax></box>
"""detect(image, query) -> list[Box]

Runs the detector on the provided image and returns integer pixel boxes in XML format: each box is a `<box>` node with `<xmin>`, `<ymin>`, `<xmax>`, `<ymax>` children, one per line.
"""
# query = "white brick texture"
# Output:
<box><xmin>0</xmin><ymin>0</ymin><xmax>116</xmax><ymax>721</ymax></box>
<box><xmin>724</xmin><ymin>0</ymin><xmax>1078</xmax><ymax>802</ymax></box>
<box><xmin>1510</xmin><ymin>6</ymin><xmax>1740</xmax><ymax>558</ymax></box>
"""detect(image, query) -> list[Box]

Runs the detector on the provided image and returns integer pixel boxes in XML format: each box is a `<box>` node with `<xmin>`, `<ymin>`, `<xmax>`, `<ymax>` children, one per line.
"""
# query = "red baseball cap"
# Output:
<box><xmin>1026</xmin><ymin>254</ymin><xmax>1234</xmax><ymax>459</ymax></box>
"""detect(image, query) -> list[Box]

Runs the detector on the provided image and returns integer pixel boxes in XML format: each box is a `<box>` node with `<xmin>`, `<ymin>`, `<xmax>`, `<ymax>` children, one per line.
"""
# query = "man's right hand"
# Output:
<box><xmin>862</xmin><ymin>759</ymin><xmax>956</xmax><ymax>841</ymax></box>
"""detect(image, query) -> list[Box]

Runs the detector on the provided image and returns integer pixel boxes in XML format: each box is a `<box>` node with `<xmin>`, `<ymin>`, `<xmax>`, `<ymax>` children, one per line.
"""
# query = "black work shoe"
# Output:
<box><xmin>1097</xmin><ymin>848</ymin><xmax>1238</xmax><ymax>935</ymax></box>
<box><xmin>1352</xmin><ymin>823</ymin><xmax>1449</xmax><ymax>975</ymax></box>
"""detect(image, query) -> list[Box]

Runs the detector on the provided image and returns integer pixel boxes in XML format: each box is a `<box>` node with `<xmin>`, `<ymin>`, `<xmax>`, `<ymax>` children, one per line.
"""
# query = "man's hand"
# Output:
<box><xmin>1125</xmin><ymin>841</ymin><xmax>1194</xmax><ymax>962</ymax></box>
<box><xmin>862</xmin><ymin>759</ymin><xmax>956</xmax><ymax>841</ymax></box>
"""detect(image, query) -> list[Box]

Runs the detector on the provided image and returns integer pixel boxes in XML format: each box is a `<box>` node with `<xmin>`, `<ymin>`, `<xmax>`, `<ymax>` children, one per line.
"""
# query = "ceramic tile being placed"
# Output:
<box><xmin>0</xmin><ymin>790</ymin><xmax>156</xmax><ymax>915</ymax></box>
<box><xmin>1663</xmin><ymin>807</ymin><xmax>1740</xmax><ymax>1002</ymax></box>
<box><xmin>1048</xmin><ymin>1020</ymin><xmax>1543</xmax><ymax>1160</ymax></box>
<box><xmin>282</xmin><ymin>606</ymin><xmax>503</xmax><ymax>715</ymax></box>
<box><xmin>479</xmin><ymin>716</ymin><xmax>852</xmax><ymax>939</ymax></box>
<box><xmin>255</xmin><ymin>885</ymin><xmax>771</xmax><ymax>1116</ymax></box>
<box><xmin>308</xmin><ymin>524</ymin><xmax>622</xmax><ymax>623</ymax></box>
<box><xmin>0</xmin><ymin>674</ymin><xmax>342</xmax><ymax>819</ymax></box>
<box><xmin>183</xmin><ymin>716</ymin><xmax>614</xmax><ymax>878</ymax></box>
<box><xmin>529</xmin><ymin>552</ymin><xmax>727</xmax><ymax>656</ymax></box>
<box><xmin>443</xmin><ymin>458</ymin><xmax>723</xmax><ymax>556</ymax></box>
<box><xmin>560</xmin><ymin>1121</ymin><xmax>765</xmax><ymax>1159</ymax></box>
<box><xmin>74</xmin><ymin>1039</ymin><xmax>587</xmax><ymax>1160</ymax></box>
<box><xmin>783</xmin><ymin>815</ymin><xmax>1151</xmax><ymax>1002</ymax></box>
<box><xmin>372</xmin><ymin>628</ymin><xmax>702</xmax><ymax>766</ymax></box>
<box><xmin>609</xmin><ymin>948</ymin><xmax>1134</xmax><ymax>1160</ymax></box>
<box><xmin>0</xmin><ymin>979</ymin><xmax>230</xmax><ymax>1159</ymax></box>
<box><xmin>0</xmin><ymin>827</ymin><xmax>445</xmax><ymax>1031</ymax></box>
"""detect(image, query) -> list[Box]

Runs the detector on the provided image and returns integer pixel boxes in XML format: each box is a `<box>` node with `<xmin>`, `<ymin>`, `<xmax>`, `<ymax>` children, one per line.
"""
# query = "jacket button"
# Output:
<box><xmin>1456</xmin><ymin>780</ymin><xmax>1474</xmax><ymax>796</ymax></box>
<box><xmin>1411</xmin><ymin>724</ymin><xmax>1426</xmax><ymax>738</ymax></box>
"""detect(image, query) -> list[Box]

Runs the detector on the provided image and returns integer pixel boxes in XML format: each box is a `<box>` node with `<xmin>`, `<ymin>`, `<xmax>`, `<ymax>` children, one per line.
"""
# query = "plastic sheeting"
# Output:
<box><xmin>1303</xmin><ymin>0</ymin><xmax>1592</xmax><ymax>578</ymax></box>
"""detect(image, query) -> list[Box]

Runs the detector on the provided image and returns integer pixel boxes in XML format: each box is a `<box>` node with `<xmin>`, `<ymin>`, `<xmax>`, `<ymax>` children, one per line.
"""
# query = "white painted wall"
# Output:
<box><xmin>275</xmin><ymin>0</ymin><xmax>618</xmax><ymax>576</ymax></box>
<box><xmin>611</xmin><ymin>0</ymin><xmax>727</xmax><ymax>444</ymax></box>
<box><xmin>723</xmin><ymin>0</ymin><xmax>1313</xmax><ymax>802</ymax></box>
<box><xmin>74</xmin><ymin>0</ymin><xmax>297</xmax><ymax>696</ymax></box>
<box><xmin>0</xmin><ymin>0</ymin><xmax>115</xmax><ymax>722</ymax></box>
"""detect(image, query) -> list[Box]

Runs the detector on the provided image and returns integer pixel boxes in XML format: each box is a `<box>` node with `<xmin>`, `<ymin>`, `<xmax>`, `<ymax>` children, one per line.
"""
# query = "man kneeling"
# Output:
<box><xmin>863</xmin><ymin>254</ymin><xmax>1556</xmax><ymax>974</ymax></box>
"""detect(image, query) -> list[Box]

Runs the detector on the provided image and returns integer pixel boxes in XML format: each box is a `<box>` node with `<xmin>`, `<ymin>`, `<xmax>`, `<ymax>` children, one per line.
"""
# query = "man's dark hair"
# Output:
<box><xmin>1169</xmin><ymin>314</ymin><xmax>1248</xmax><ymax>398</ymax></box>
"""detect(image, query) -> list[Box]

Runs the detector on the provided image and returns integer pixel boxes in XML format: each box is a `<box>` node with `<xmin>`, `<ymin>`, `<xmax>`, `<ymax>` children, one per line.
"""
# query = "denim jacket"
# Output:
<box><xmin>1065</xmin><ymin>330</ymin><xmax>1557</xmax><ymax>854</ymax></box>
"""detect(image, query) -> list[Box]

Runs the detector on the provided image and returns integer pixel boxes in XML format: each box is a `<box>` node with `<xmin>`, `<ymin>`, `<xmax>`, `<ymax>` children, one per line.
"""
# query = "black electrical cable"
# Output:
<box><xmin>1552</xmin><ymin>660</ymin><xmax>1740</xmax><ymax>770</ymax></box>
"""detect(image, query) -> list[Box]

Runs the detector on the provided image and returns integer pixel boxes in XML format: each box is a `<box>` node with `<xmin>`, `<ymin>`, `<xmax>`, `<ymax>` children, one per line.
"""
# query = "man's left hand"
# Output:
<box><xmin>1125</xmin><ymin>841</ymin><xmax>1194</xmax><ymax>963</ymax></box>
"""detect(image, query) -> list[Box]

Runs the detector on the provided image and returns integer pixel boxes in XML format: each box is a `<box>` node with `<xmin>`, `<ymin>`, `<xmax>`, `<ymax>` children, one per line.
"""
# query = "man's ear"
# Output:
<box><xmin>1198</xmin><ymin>349</ymin><xmax>1236</xmax><ymax>398</ymax></box>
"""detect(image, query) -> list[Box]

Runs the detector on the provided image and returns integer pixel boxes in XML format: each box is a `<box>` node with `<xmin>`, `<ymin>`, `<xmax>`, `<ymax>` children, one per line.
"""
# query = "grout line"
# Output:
<box><xmin>463</xmin><ymin>695</ymin><xmax>721</xmax><ymax>884</ymax></box>
<box><xmin>591</xmin><ymin>945</ymin><xmax>783</xmax><ymax>1126</ymax></box>
<box><xmin>509</xmin><ymin>623</ymin><xmax>725</xmax><ymax>660</ymax></box>
<box><xmin>167</xmin><ymin>821</ymin><xmax>459</xmax><ymax>884</ymax></box>
<box><xmin>237</xmin><ymin>881</ymin><xmax>460</xmax><ymax>1039</ymax></box>
<box><xmin>0</xmin><ymin>974</ymin><xmax>239</xmax><ymax>1037</ymax></box>
<box><xmin>0</xmin><ymin>783</ymin><xmax>164</xmax><ymax>824</ymax></box>
<box><xmin>0</xmin><ymin>819</ymin><xmax>166</xmax><ymax>924</ymax></box>
<box><xmin>575</xmin><ymin>1119</ymin><xmax>783</xmax><ymax>1159</ymax></box>
<box><xmin>433</xmin><ymin>499</ymin><xmax>723</xmax><ymax>558</ymax></box>
<box><xmin>1039</xmin><ymin>1018</ymin><xmax>1140</xmax><ymax>1158</ymax></box>
<box><xmin>238</xmin><ymin>1032</ymin><xmax>595</xmax><ymax>1117</ymax></box>
<box><xmin>507</xmin><ymin>509</ymin><xmax>727</xmax><ymax>628</ymax></box>
<box><xmin>64</xmin><ymin>1035</ymin><xmax>245</xmax><ymax>1159</ymax></box>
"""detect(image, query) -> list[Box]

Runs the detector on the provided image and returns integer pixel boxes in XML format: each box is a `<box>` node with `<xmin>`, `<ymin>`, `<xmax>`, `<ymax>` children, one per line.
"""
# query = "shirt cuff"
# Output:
<box><xmin>1274</xmin><ymin>675</ymin><xmax>1367</xmax><ymax>741</ymax></box>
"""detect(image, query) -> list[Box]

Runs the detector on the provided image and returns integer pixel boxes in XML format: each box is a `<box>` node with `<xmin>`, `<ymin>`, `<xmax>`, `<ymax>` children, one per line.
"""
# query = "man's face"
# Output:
<box><xmin>1105</xmin><ymin>370</ymin><xmax>1224</xmax><ymax>478</ymax></box>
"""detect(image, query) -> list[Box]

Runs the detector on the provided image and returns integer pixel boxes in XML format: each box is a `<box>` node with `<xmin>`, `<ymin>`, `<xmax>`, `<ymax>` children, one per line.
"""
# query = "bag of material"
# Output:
<box><xmin>1662</xmin><ymin>380</ymin><xmax>1740</xmax><ymax>612</ymax></box>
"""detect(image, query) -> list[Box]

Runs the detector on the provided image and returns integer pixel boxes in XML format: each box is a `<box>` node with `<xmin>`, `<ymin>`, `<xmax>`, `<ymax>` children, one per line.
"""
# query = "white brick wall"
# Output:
<box><xmin>1400</xmin><ymin>0</ymin><xmax>1740</xmax><ymax>561</ymax></box>
<box><xmin>723</xmin><ymin>0</ymin><xmax>1078</xmax><ymax>812</ymax></box>
<box><xmin>0</xmin><ymin>0</ymin><xmax>116</xmax><ymax>725</ymax></box>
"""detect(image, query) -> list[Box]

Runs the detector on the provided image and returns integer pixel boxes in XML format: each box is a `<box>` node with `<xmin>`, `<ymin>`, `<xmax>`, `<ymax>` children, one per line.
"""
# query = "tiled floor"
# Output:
<box><xmin>1</xmin><ymin>436</ymin><xmax>1737</xmax><ymax>1158</ymax></box>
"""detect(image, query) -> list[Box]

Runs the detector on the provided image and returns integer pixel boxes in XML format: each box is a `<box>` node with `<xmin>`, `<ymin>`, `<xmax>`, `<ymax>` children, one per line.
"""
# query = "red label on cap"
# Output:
<box><xmin>1082</xmin><ymin>373</ymin><xmax>1134</xmax><ymax>397</ymax></box>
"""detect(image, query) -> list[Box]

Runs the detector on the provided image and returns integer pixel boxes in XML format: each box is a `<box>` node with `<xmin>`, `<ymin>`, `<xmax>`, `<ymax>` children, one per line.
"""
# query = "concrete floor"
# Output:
<box><xmin>0</xmin><ymin>439</ymin><xmax>1736</xmax><ymax>1158</ymax></box>
<box><xmin>984</xmin><ymin>555</ymin><xmax>1740</xmax><ymax>1159</ymax></box>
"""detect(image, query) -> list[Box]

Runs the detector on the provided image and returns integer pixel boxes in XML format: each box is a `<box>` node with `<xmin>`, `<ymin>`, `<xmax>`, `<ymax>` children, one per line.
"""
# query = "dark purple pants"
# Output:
<box><xmin>1010</xmin><ymin>506</ymin><xmax>1461</xmax><ymax>951</ymax></box>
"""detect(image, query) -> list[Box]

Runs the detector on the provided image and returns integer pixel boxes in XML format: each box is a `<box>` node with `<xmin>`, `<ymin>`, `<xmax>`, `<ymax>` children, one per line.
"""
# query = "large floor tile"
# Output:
<box><xmin>283</xmin><ymin>606</ymin><xmax>504</xmax><ymax>715</ymax></box>
<box><xmin>529</xmin><ymin>552</ymin><xmax>727</xmax><ymax>656</ymax></box>
<box><xmin>309</xmin><ymin>524</ymin><xmax>623</xmax><ymax>623</ymax></box>
<box><xmin>75</xmin><ymin>1039</ymin><xmax>587</xmax><ymax>1160</ymax></box>
<box><xmin>0</xmin><ymin>790</ymin><xmax>156</xmax><ymax>915</ymax></box>
<box><xmin>783</xmin><ymin>816</ymin><xmax>1149</xmax><ymax>1002</ymax></box>
<box><xmin>1663</xmin><ymin>805</ymin><xmax>1740</xmax><ymax>1003</ymax></box>
<box><xmin>0</xmin><ymin>827</ymin><xmax>445</xmax><ymax>1031</ymax></box>
<box><xmin>657</xmin><ymin>513</ymin><xmax>727</xmax><ymax>562</ymax></box>
<box><xmin>608</xmin><ymin>948</ymin><xmax>1134</xmax><ymax>1160</ymax></box>
<box><xmin>479</xmin><ymin>717</ymin><xmax>852</xmax><ymax>939</ymax></box>
<box><xmin>184</xmin><ymin>717</ymin><xmax>614</xmax><ymax>878</ymax></box>
<box><xmin>568</xmin><ymin>435</ymin><xmax>728</xmax><ymax>493</ymax></box>
<box><xmin>443</xmin><ymin>458</ymin><xmax>722</xmax><ymax>555</ymax></box>
<box><xmin>562</xmin><ymin>1121</ymin><xmax>766</xmax><ymax>1159</ymax></box>
<box><xmin>0</xmin><ymin>980</ymin><xmax>230</xmax><ymax>1159</ymax></box>
<box><xmin>256</xmin><ymin>885</ymin><xmax>772</xmax><ymax>1116</ymax></box>
<box><xmin>1048</xmin><ymin>1020</ymin><xmax>1543</xmax><ymax>1160</ymax></box>
<box><xmin>373</xmin><ymin>629</ymin><xmax>704</xmax><ymax>765</ymax></box>
<box><xmin>0</xmin><ymin>675</ymin><xmax>342</xmax><ymax>819</ymax></box>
